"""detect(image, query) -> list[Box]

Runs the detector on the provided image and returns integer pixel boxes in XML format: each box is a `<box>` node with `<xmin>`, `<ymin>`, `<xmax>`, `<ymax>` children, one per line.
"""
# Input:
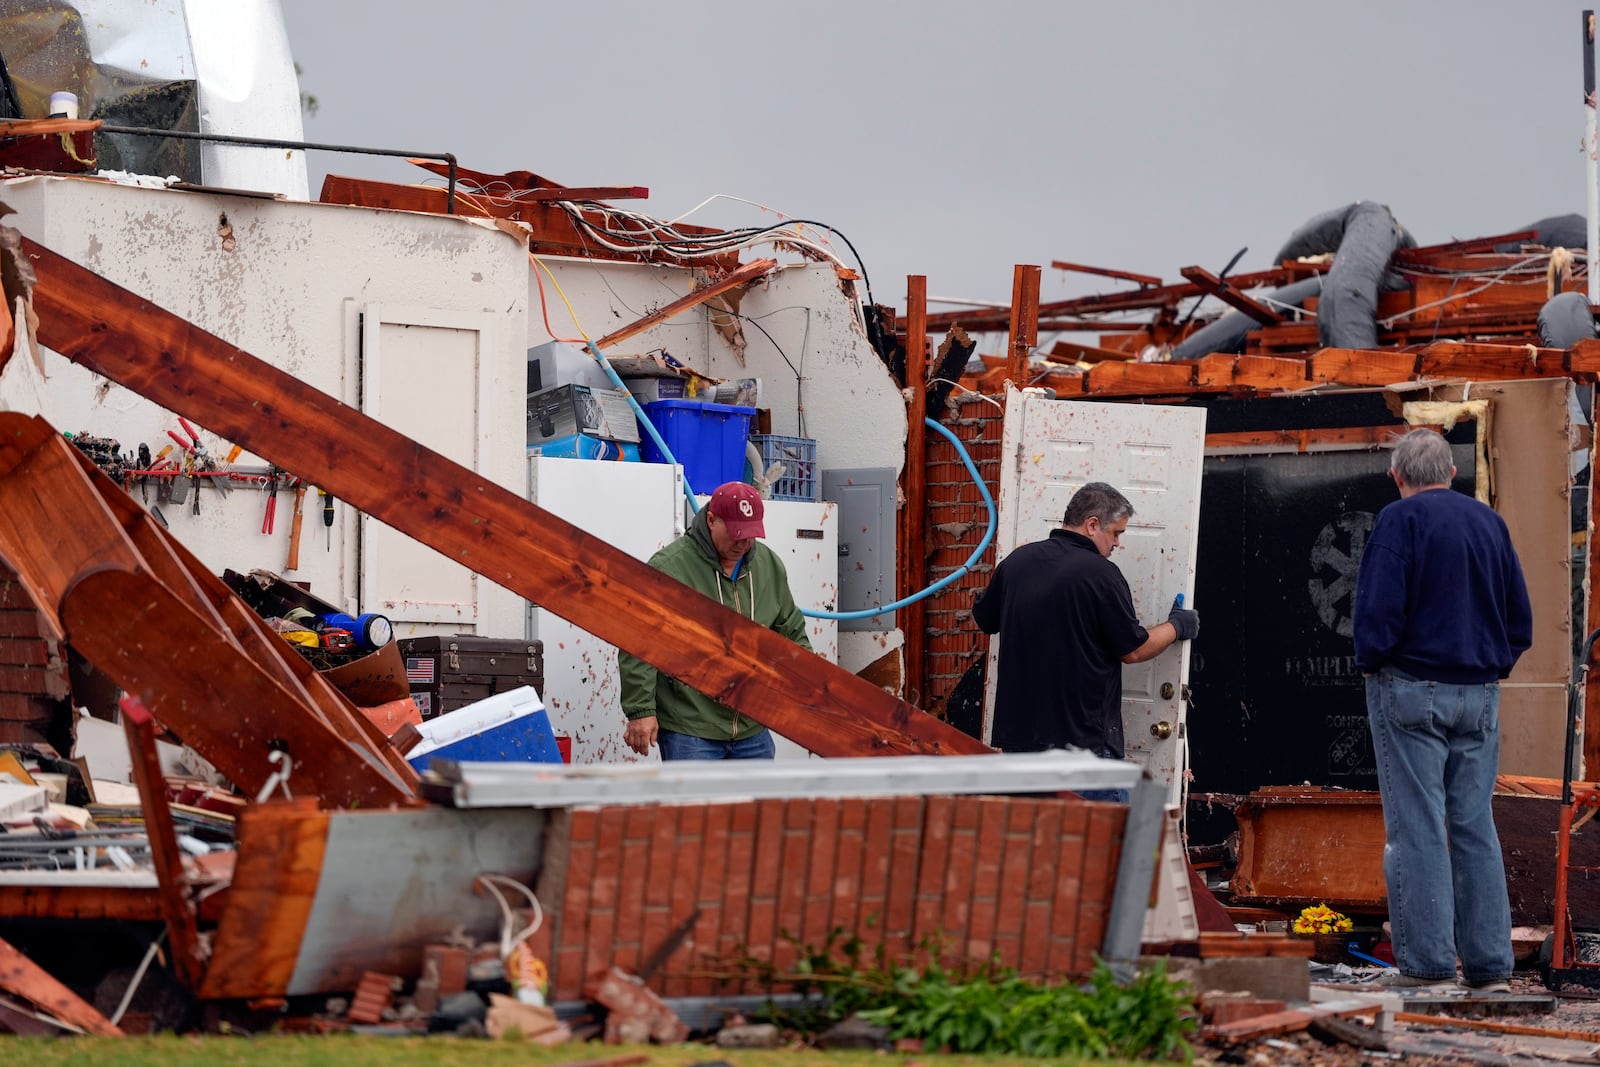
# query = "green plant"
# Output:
<box><xmin>706</xmin><ymin>927</ymin><xmax>1196</xmax><ymax>1060</ymax></box>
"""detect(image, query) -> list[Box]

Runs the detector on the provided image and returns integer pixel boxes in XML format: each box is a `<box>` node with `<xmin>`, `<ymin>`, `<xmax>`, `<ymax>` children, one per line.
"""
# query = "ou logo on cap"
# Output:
<box><xmin>738</xmin><ymin>499</ymin><xmax>754</xmax><ymax>518</ymax></box>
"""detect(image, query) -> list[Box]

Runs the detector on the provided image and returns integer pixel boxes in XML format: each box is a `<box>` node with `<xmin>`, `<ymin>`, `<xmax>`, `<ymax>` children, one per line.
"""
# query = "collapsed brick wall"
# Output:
<box><xmin>531</xmin><ymin>792</ymin><xmax>1127</xmax><ymax>1002</ymax></box>
<box><xmin>0</xmin><ymin>568</ymin><xmax>67</xmax><ymax>746</ymax></box>
<box><xmin>920</xmin><ymin>394</ymin><xmax>1004</xmax><ymax>711</ymax></box>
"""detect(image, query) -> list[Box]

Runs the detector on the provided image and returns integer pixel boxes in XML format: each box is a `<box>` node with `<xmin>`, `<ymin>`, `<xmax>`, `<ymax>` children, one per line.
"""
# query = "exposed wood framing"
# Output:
<box><xmin>592</xmin><ymin>258</ymin><xmax>777</xmax><ymax>350</ymax></box>
<box><xmin>1205</xmin><ymin>425</ymin><xmax>1424</xmax><ymax>455</ymax></box>
<box><xmin>1050</xmin><ymin>260</ymin><xmax>1161</xmax><ymax>287</ymax></box>
<box><xmin>1180</xmin><ymin>266</ymin><xmax>1285</xmax><ymax>325</ymax></box>
<box><xmin>24</xmin><ymin>238</ymin><xmax>989</xmax><ymax>758</ymax></box>
<box><xmin>902</xmin><ymin>276</ymin><xmax>928</xmax><ymax>705</ymax></box>
<box><xmin>319</xmin><ymin>176</ymin><xmax>741</xmax><ymax>272</ymax></box>
<box><xmin>120</xmin><ymin>695</ymin><xmax>204</xmax><ymax>988</ymax></box>
<box><xmin>1005</xmin><ymin>265</ymin><xmax>1041</xmax><ymax>383</ymax></box>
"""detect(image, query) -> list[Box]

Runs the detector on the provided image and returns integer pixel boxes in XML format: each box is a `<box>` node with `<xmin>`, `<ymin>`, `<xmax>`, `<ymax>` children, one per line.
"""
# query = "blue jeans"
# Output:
<box><xmin>658</xmin><ymin>728</ymin><xmax>775</xmax><ymax>761</ymax></box>
<box><xmin>1366</xmin><ymin>667</ymin><xmax>1511</xmax><ymax>982</ymax></box>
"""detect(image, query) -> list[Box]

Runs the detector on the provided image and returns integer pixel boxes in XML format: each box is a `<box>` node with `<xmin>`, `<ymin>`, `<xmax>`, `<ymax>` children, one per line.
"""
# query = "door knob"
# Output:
<box><xmin>1160</xmin><ymin>682</ymin><xmax>1175</xmax><ymax>700</ymax></box>
<box><xmin>1150</xmin><ymin>720</ymin><xmax>1173</xmax><ymax>740</ymax></box>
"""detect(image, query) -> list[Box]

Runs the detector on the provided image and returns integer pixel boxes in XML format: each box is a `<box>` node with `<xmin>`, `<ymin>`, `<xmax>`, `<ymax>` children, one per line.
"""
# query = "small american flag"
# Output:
<box><xmin>406</xmin><ymin>657</ymin><xmax>434</xmax><ymax>684</ymax></box>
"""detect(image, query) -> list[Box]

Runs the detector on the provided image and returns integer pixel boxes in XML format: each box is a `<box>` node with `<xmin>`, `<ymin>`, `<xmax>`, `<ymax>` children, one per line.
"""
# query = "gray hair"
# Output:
<box><xmin>1064</xmin><ymin>481</ymin><xmax>1134</xmax><ymax>527</ymax></box>
<box><xmin>1390</xmin><ymin>428</ymin><xmax>1454</xmax><ymax>487</ymax></box>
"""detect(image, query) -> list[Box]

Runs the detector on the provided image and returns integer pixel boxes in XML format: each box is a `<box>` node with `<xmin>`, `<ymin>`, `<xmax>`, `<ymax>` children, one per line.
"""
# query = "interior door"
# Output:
<box><xmin>358</xmin><ymin>304</ymin><xmax>492</xmax><ymax>631</ymax></box>
<box><xmin>983</xmin><ymin>386</ymin><xmax>1206</xmax><ymax>805</ymax></box>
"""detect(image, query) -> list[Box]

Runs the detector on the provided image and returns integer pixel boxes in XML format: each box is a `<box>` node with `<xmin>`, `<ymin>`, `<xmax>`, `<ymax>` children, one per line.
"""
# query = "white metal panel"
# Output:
<box><xmin>359</xmin><ymin>304</ymin><xmax>493</xmax><ymax>630</ymax></box>
<box><xmin>527</xmin><ymin>456</ymin><xmax>683</xmax><ymax>765</ymax></box>
<box><xmin>757</xmin><ymin>499</ymin><xmax>838</xmax><ymax>760</ymax></box>
<box><xmin>439</xmin><ymin>750</ymin><xmax>1141</xmax><ymax>809</ymax></box>
<box><xmin>984</xmin><ymin>388</ymin><xmax>1206</xmax><ymax>806</ymax></box>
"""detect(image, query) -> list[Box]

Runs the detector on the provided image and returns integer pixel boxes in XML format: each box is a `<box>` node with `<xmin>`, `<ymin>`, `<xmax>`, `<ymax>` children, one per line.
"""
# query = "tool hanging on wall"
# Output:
<box><xmin>285</xmin><ymin>481</ymin><xmax>307</xmax><ymax>571</ymax></box>
<box><xmin>320</xmin><ymin>488</ymin><xmax>334</xmax><ymax>551</ymax></box>
<box><xmin>261</xmin><ymin>468</ymin><xmax>281</xmax><ymax>535</ymax></box>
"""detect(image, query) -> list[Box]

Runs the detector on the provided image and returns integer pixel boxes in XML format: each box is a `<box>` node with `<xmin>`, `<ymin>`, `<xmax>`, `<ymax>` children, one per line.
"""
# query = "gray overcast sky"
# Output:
<box><xmin>279</xmin><ymin>1</ymin><xmax>1581</xmax><ymax>310</ymax></box>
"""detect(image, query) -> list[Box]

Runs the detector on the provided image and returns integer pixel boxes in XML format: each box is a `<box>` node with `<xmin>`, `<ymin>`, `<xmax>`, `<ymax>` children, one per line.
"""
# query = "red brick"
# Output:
<box><xmin>0</xmin><ymin>692</ymin><xmax>53</xmax><ymax>723</ymax></box>
<box><xmin>347</xmin><ymin>971</ymin><xmax>397</xmax><ymax>1024</ymax></box>
<box><xmin>913</xmin><ymin>795</ymin><xmax>954</xmax><ymax>956</ymax></box>
<box><xmin>966</xmin><ymin>797</ymin><xmax>1008</xmax><ymax>962</ymax></box>
<box><xmin>773</xmin><ymin>799</ymin><xmax>812</xmax><ymax>973</ymax></box>
<box><xmin>638</xmin><ymin>805</ymin><xmax>677</xmax><ymax>991</ymax></box>
<box><xmin>800</xmin><ymin>797</ymin><xmax>839</xmax><ymax>956</ymax></box>
<box><xmin>689</xmin><ymin>802</ymin><xmax>731</xmax><ymax>997</ymax></box>
<box><xmin>613</xmin><ymin>807</ymin><xmax>654</xmax><ymax>975</ymax></box>
<box><xmin>743</xmin><ymin>799</ymin><xmax>786</xmax><ymax>991</ymax></box>
<box><xmin>1073</xmin><ymin>804</ymin><xmax>1124</xmax><ymax>975</ymax></box>
<box><xmin>856</xmin><ymin>799</ymin><xmax>894</xmax><ymax>967</ymax></box>
<box><xmin>422</xmin><ymin>945</ymin><xmax>468</xmax><ymax>996</ymax></box>
<box><xmin>1048</xmin><ymin>800</ymin><xmax>1089</xmax><ymax>977</ymax></box>
<box><xmin>587</xmin><ymin>966</ymin><xmax>688</xmax><ymax>1044</ymax></box>
<box><xmin>831</xmin><ymin>798</ymin><xmax>866</xmax><ymax>943</ymax></box>
<box><xmin>1020</xmin><ymin>800</ymin><xmax>1063</xmax><ymax>978</ymax></box>
<box><xmin>940</xmin><ymin>798</ymin><xmax>979</xmax><ymax>968</ymax></box>
<box><xmin>583</xmin><ymin>806</ymin><xmax>627</xmax><ymax>989</ymax></box>
<box><xmin>993</xmin><ymin>799</ymin><xmax>1035</xmax><ymax>968</ymax></box>
<box><xmin>0</xmin><ymin>639</ymin><xmax>48</xmax><ymax>667</ymax></box>
<box><xmin>551</xmin><ymin>809</ymin><xmax>598</xmax><ymax>1001</ymax></box>
<box><xmin>882</xmin><ymin>796</ymin><xmax>924</xmax><ymax>966</ymax></box>
<box><xmin>664</xmin><ymin>803</ymin><xmax>706</xmax><ymax>992</ymax></box>
<box><xmin>1207</xmin><ymin>998</ymin><xmax>1288</xmax><ymax>1026</ymax></box>
<box><xmin>720</xmin><ymin>800</ymin><xmax>757</xmax><ymax>982</ymax></box>
<box><xmin>0</xmin><ymin>666</ymin><xmax>58</xmax><ymax>695</ymax></box>
<box><xmin>0</xmin><ymin>613</ymin><xmax>44</xmax><ymax>639</ymax></box>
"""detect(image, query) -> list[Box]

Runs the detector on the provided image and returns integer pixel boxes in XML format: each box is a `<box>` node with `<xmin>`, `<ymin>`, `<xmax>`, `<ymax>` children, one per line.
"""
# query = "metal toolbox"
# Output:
<box><xmin>397</xmin><ymin>636</ymin><xmax>545</xmax><ymax>720</ymax></box>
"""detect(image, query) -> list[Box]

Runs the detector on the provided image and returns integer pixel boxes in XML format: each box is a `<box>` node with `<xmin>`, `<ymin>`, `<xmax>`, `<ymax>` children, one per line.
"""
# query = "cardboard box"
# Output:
<box><xmin>623</xmin><ymin>377</ymin><xmax>689</xmax><ymax>404</ymax></box>
<box><xmin>527</xmin><ymin>384</ymin><xmax>640</xmax><ymax>444</ymax></box>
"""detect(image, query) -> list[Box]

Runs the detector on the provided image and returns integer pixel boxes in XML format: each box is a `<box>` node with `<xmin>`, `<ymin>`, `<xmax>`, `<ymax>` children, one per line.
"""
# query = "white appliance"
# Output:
<box><xmin>527</xmin><ymin>456</ymin><xmax>683</xmax><ymax>764</ymax></box>
<box><xmin>696</xmin><ymin>496</ymin><xmax>838</xmax><ymax>761</ymax></box>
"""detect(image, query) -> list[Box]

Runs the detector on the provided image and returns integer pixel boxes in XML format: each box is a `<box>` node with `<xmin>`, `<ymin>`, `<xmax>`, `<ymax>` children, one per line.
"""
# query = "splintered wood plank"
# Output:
<box><xmin>27</xmin><ymin>238</ymin><xmax>988</xmax><ymax>758</ymax></box>
<box><xmin>0</xmin><ymin>423</ymin><xmax>141</xmax><ymax>639</ymax></box>
<box><xmin>1006</xmin><ymin>265</ymin><xmax>1041</xmax><ymax>383</ymax></box>
<box><xmin>0</xmin><ymin>934</ymin><xmax>121</xmax><ymax>1035</ymax></box>
<box><xmin>1084</xmin><ymin>361</ymin><xmax>1196</xmax><ymax>396</ymax></box>
<box><xmin>60</xmin><ymin>568</ymin><xmax>414</xmax><ymax>809</ymax></box>
<box><xmin>1050</xmin><ymin>260</ymin><xmax>1162</xmax><ymax>288</ymax></box>
<box><xmin>1192</xmin><ymin>354</ymin><xmax>1239</xmax><ymax>390</ymax></box>
<box><xmin>1307</xmin><ymin>348</ymin><xmax>1418</xmax><ymax>386</ymax></box>
<box><xmin>1205</xmin><ymin>425</ymin><xmax>1417</xmax><ymax>454</ymax></box>
<box><xmin>1180</xmin><ymin>266</ymin><xmax>1285</xmax><ymax>324</ymax></box>
<box><xmin>1415</xmin><ymin>341</ymin><xmax>1562</xmax><ymax>380</ymax></box>
<box><xmin>1231</xmin><ymin>354</ymin><xmax>1310</xmax><ymax>392</ymax></box>
<box><xmin>1043</xmin><ymin>372</ymin><xmax>1087</xmax><ymax>397</ymax></box>
<box><xmin>121</xmin><ymin>696</ymin><xmax>204</xmax><ymax>988</ymax></box>
<box><xmin>1568</xmin><ymin>338</ymin><xmax>1600</xmax><ymax>378</ymax></box>
<box><xmin>1048</xmin><ymin>338</ymin><xmax>1136</xmax><ymax>364</ymax></box>
<box><xmin>594</xmin><ymin>258</ymin><xmax>776</xmax><ymax>349</ymax></box>
<box><xmin>200</xmin><ymin>800</ymin><xmax>330</xmax><ymax>1000</ymax></box>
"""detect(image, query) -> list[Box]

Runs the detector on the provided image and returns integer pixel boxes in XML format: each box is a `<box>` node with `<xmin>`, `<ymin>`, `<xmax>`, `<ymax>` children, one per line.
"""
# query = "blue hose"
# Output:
<box><xmin>579</xmin><ymin>339</ymin><xmax>996</xmax><ymax>621</ymax></box>
<box><xmin>802</xmin><ymin>418</ymin><xmax>996</xmax><ymax>621</ymax></box>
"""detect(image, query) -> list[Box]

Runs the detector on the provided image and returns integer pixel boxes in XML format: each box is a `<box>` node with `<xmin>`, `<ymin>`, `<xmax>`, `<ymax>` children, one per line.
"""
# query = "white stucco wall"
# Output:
<box><xmin>0</xmin><ymin>175</ymin><xmax>530</xmax><ymax>637</ymax></box>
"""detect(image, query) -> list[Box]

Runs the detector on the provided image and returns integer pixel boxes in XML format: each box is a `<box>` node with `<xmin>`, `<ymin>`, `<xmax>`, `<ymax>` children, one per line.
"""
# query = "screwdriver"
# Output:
<box><xmin>320</xmin><ymin>488</ymin><xmax>334</xmax><ymax>551</ymax></box>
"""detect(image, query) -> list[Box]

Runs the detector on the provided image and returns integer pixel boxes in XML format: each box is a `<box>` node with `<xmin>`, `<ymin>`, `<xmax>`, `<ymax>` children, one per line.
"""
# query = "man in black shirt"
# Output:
<box><xmin>973</xmin><ymin>482</ymin><xmax>1199</xmax><ymax>800</ymax></box>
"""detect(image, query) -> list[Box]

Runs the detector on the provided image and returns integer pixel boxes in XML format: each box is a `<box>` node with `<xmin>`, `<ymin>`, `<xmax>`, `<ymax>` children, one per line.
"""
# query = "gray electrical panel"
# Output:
<box><xmin>821</xmin><ymin>467</ymin><xmax>897</xmax><ymax>632</ymax></box>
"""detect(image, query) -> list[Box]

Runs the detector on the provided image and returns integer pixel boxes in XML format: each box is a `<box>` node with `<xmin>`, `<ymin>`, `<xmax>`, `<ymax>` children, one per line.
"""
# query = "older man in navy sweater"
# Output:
<box><xmin>1354</xmin><ymin>428</ymin><xmax>1532</xmax><ymax>993</ymax></box>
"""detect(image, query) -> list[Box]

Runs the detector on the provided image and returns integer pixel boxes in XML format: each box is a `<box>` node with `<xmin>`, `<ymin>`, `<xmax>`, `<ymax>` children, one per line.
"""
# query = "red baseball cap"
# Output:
<box><xmin>708</xmin><ymin>482</ymin><xmax>765</xmax><ymax>539</ymax></box>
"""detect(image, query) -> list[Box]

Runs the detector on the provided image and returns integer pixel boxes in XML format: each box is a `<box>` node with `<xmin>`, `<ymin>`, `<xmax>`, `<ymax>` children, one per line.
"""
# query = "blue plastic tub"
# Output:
<box><xmin>638</xmin><ymin>399</ymin><xmax>756</xmax><ymax>493</ymax></box>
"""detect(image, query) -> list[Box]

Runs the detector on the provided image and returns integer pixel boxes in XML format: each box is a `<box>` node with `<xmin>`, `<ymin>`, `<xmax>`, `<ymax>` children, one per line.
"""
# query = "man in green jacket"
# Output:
<box><xmin>619</xmin><ymin>481</ymin><xmax>813</xmax><ymax>760</ymax></box>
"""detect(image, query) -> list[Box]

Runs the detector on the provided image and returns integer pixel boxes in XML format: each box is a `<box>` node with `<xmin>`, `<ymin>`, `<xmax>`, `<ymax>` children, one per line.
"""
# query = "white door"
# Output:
<box><xmin>983</xmin><ymin>386</ymin><xmax>1206</xmax><ymax>805</ymax></box>
<box><xmin>358</xmin><ymin>305</ymin><xmax>493</xmax><ymax>630</ymax></box>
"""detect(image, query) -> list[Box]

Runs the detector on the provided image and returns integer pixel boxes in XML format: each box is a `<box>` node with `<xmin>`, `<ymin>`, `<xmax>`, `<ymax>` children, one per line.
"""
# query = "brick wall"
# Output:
<box><xmin>532</xmin><ymin>792</ymin><xmax>1127</xmax><ymax>1002</ymax></box>
<box><xmin>0</xmin><ymin>569</ymin><xmax>67</xmax><ymax>747</ymax></box>
<box><xmin>920</xmin><ymin>395</ymin><xmax>1004</xmax><ymax>710</ymax></box>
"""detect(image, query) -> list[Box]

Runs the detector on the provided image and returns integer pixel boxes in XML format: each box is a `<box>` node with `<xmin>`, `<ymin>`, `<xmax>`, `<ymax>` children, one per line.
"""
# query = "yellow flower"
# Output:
<box><xmin>1295</xmin><ymin>903</ymin><xmax>1352</xmax><ymax>936</ymax></box>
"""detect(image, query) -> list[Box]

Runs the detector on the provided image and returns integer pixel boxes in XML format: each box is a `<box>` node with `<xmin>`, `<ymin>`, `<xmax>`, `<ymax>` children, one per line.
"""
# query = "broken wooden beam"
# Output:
<box><xmin>0</xmin><ymin>934</ymin><xmax>122</xmax><ymax>1036</ymax></box>
<box><xmin>1306</xmin><ymin>348</ymin><xmax>1419</xmax><ymax>386</ymax></box>
<box><xmin>120</xmin><ymin>695</ymin><xmax>205</xmax><ymax>988</ymax></box>
<box><xmin>24</xmin><ymin>237</ymin><xmax>988</xmax><ymax>759</ymax></box>
<box><xmin>1004</xmin><ymin>264</ymin><xmax>1041</xmax><ymax>383</ymax></box>
<box><xmin>593</xmin><ymin>258</ymin><xmax>777</xmax><ymax>350</ymax></box>
<box><xmin>1050</xmin><ymin>260</ymin><xmax>1162</xmax><ymax>288</ymax></box>
<box><xmin>1179</xmin><ymin>266</ymin><xmax>1286</xmax><ymax>325</ymax></box>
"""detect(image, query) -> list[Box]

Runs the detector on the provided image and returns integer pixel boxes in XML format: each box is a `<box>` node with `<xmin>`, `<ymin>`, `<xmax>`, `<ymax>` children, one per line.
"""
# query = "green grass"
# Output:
<box><xmin>6</xmin><ymin>1034</ymin><xmax>1154</xmax><ymax>1066</ymax></box>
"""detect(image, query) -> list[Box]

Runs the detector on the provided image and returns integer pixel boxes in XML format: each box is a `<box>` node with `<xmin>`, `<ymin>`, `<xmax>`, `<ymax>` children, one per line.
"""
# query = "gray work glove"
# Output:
<box><xmin>1168</xmin><ymin>595</ymin><xmax>1200</xmax><ymax>641</ymax></box>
